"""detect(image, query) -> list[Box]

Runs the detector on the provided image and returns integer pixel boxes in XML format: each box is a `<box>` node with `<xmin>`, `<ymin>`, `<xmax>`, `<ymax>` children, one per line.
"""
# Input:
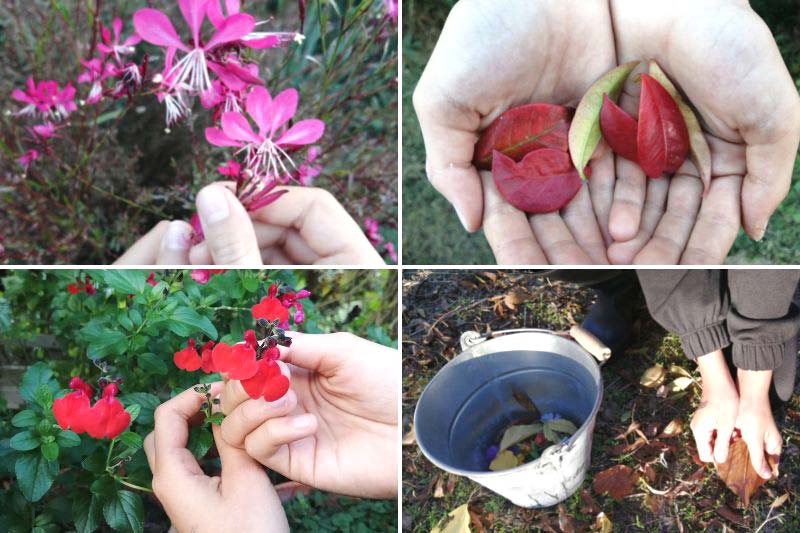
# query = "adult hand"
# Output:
<box><xmin>608</xmin><ymin>0</ymin><xmax>800</xmax><ymax>263</ymax></box>
<box><xmin>143</xmin><ymin>383</ymin><xmax>289</xmax><ymax>533</ymax></box>
<box><xmin>735</xmin><ymin>369</ymin><xmax>781</xmax><ymax>478</ymax></box>
<box><xmin>691</xmin><ymin>350</ymin><xmax>740</xmax><ymax>464</ymax></box>
<box><xmin>115</xmin><ymin>183</ymin><xmax>383</xmax><ymax>265</ymax></box>
<box><xmin>217</xmin><ymin>332</ymin><xmax>398</xmax><ymax>499</ymax></box>
<box><xmin>413</xmin><ymin>0</ymin><xmax>617</xmax><ymax>264</ymax></box>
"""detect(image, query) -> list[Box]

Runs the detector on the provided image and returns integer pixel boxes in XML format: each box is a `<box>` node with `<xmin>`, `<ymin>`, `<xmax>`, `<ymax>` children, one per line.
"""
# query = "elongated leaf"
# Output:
<box><xmin>599</xmin><ymin>94</ymin><xmax>638</xmax><ymax>163</ymax></box>
<box><xmin>715</xmin><ymin>438</ymin><xmax>778</xmax><ymax>506</ymax></box>
<box><xmin>168</xmin><ymin>307</ymin><xmax>218</xmax><ymax>339</ymax></box>
<box><xmin>98</xmin><ymin>270</ymin><xmax>147</xmax><ymax>295</ymax></box>
<box><xmin>74</xmin><ymin>493</ymin><xmax>102</xmax><ymax>533</ymax></box>
<box><xmin>474</xmin><ymin>103</ymin><xmax>571</xmax><ymax>169</ymax></box>
<box><xmin>102</xmin><ymin>490</ymin><xmax>144</xmax><ymax>533</ymax></box>
<box><xmin>11</xmin><ymin>410</ymin><xmax>39</xmax><ymax>428</ymax></box>
<box><xmin>546</xmin><ymin>418</ymin><xmax>578</xmax><ymax>435</ymax></box>
<box><xmin>637</xmin><ymin>74</ymin><xmax>689</xmax><ymax>178</ymax></box>
<box><xmin>569</xmin><ymin>61</ymin><xmax>639</xmax><ymax>179</ymax></box>
<box><xmin>499</xmin><ymin>423</ymin><xmax>543</xmax><ymax>452</ymax></box>
<box><xmin>492</xmin><ymin>149</ymin><xmax>583</xmax><ymax>214</ymax></box>
<box><xmin>187</xmin><ymin>426</ymin><xmax>214</xmax><ymax>460</ymax></box>
<box><xmin>15</xmin><ymin>452</ymin><xmax>58</xmax><ymax>502</ymax></box>
<box><xmin>56</xmin><ymin>430</ymin><xmax>81</xmax><ymax>448</ymax></box>
<box><xmin>9</xmin><ymin>431</ymin><xmax>40</xmax><ymax>451</ymax></box>
<box><xmin>649</xmin><ymin>61</ymin><xmax>711</xmax><ymax>192</ymax></box>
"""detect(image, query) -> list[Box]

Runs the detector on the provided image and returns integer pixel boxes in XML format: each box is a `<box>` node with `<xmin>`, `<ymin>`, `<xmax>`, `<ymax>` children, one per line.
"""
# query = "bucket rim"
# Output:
<box><xmin>413</xmin><ymin>329</ymin><xmax>604</xmax><ymax>478</ymax></box>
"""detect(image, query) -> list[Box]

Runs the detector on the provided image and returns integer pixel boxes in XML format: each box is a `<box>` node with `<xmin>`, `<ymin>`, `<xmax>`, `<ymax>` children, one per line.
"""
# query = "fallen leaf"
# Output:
<box><xmin>593</xmin><ymin>465</ymin><xmax>639</xmax><ymax>501</ymax></box>
<box><xmin>637</xmin><ymin>73</ymin><xmax>689</xmax><ymax>178</ymax></box>
<box><xmin>770</xmin><ymin>492</ymin><xmax>789</xmax><ymax>509</ymax></box>
<box><xmin>402</xmin><ymin>424</ymin><xmax>416</xmax><ymax>446</ymax></box>
<box><xmin>489</xmin><ymin>450</ymin><xmax>519</xmax><ymax>472</ymax></box>
<box><xmin>669</xmin><ymin>377</ymin><xmax>694</xmax><ymax>392</ymax></box>
<box><xmin>512</xmin><ymin>387</ymin><xmax>541</xmax><ymax>418</ymax></box>
<box><xmin>545</xmin><ymin>418</ymin><xmax>579</xmax><ymax>435</ymax></box>
<box><xmin>659</xmin><ymin>418</ymin><xmax>683</xmax><ymax>438</ymax></box>
<box><xmin>579</xmin><ymin>489</ymin><xmax>601</xmax><ymax>514</ymax></box>
<box><xmin>499</xmin><ymin>423</ymin><xmax>543</xmax><ymax>451</ymax></box>
<box><xmin>434</xmin><ymin>475</ymin><xmax>445</xmax><ymax>498</ymax></box>
<box><xmin>481</xmin><ymin>272</ymin><xmax>498</xmax><ymax>282</ymax></box>
<box><xmin>557</xmin><ymin>504</ymin><xmax>576</xmax><ymax>533</ymax></box>
<box><xmin>468</xmin><ymin>509</ymin><xmax>486</xmax><ymax>533</ymax></box>
<box><xmin>640</xmin><ymin>364</ymin><xmax>666</xmax><ymax>388</ymax></box>
<box><xmin>593</xmin><ymin>512</ymin><xmax>613</xmax><ymax>533</ymax></box>
<box><xmin>714</xmin><ymin>438</ymin><xmax>778</xmax><ymax>506</ymax></box>
<box><xmin>645</xmin><ymin>494</ymin><xmax>664</xmax><ymax>514</ymax></box>
<box><xmin>716</xmin><ymin>504</ymin><xmax>744</xmax><ymax>526</ymax></box>
<box><xmin>668</xmin><ymin>364</ymin><xmax>692</xmax><ymax>378</ymax></box>
<box><xmin>503</xmin><ymin>289</ymin><xmax>528</xmax><ymax>310</ymax></box>
<box><xmin>432</xmin><ymin>504</ymin><xmax>472</xmax><ymax>533</ymax></box>
<box><xmin>446</xmin><ymin>474</ymin><xmax>457</xmax><ymax>493</ymax></box>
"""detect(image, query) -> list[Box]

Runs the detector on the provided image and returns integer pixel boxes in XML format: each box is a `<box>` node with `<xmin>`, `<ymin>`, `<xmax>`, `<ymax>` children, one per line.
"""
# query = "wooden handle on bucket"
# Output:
<box><xmin>569</xmin><ymin>325</ymin><xmax>611</xmax><ymax>363</ymax></box>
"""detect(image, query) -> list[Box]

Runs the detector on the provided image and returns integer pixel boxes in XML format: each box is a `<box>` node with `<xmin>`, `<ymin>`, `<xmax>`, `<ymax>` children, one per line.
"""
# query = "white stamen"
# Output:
<box><xmin>168</xmin><ymin>49</ymin><xmax>212</xmax><ymax>95</ymax></box>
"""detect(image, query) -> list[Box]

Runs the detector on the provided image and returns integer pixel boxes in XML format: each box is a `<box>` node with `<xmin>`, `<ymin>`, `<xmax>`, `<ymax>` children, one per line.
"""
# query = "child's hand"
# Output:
<box><xmin>735</xmin><ymin>369</ymin><xmax>781</xmax><ymax>479</ymax></box>
<box><xmin>143</xmin><ymin>383</ymin><xmax>289</xmax><ymax>533</ymax></box>
<box><xmin>218</xmin><ymin>332</ymin><xmax>398</xmax><ymax>499</ymax></box>
<box><xmin>691</xmin><ymin>350</ymin><xmax>740</xmax><ymax>464</ymax></box>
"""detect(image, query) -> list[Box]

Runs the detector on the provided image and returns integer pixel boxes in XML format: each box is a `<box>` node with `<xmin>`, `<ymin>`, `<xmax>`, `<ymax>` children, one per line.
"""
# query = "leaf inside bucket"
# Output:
<box><xmin>499</xmin><ymin>423</ymin><xmax>543</xmax><ymax>452</ymax></box>
<box><xmin>489</xmin><ymin>450</ymin><xmax>519</xmax><ymax>472</ymax></box>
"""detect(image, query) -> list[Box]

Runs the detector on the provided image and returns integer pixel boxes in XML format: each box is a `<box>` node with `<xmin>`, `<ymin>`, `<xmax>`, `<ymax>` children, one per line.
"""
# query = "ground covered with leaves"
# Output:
<box><xmin>402</xmin><ymin>270</ymin><xmax>800</xmax><ymax>532</ymax></box>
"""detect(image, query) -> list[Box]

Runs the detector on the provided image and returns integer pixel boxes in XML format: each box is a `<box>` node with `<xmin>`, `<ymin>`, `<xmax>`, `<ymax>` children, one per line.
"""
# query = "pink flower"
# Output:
<box><xmin>98</xmin><ymin>17</ymin><xmax>141</xmax><ymax>65</ymax></box>
<box><xmin>12</xmin><ymin>78</ymin><xmax>77</xmax><ymax>120</ymax></box>
<box><xmin>18</xmin><ymin>150</ymin><xmax>39</xmax><ymax>172</ymax></box>
<box><xmin>384</xmin><ymin>0</ymin><xmax>398</xmax><ymax>24</ymax></box>
<box><xmin>153</xmin><ymin>48</ymin><xmax>190</xmax><ymax>127</ymax></box>
<box><xmin>206</xmin><ymin>0</ymin><xmax>300</xmax><ymax>49</ymax></box>
<box><xmin>133</xmin><ymin>0</ymin><xmax>255</xmax><ymax>95</ymax></box>
<box><xmin>216</xmin><ymin>160</ymin><xmax>241</xmax><ymax>177</ymax></box>
<box><xmin>293</xmin><ymin>146</ymin><xmax>321</xmax><ymax>186</ymax></box>
<box><xmin>204</xmin><ymin>86</ymin><xmax>325</xmax><ymax>182</ymax></box>
<box><xmin>29</xmin><ymin>123</ymin><xmax>57</xmax><ymax>142</ymax></box>
<box><xmin>77</xmin><ymin>58</ymin><xmax>115</xmax><ymax>105</ymax></box>
<box><xmin>364</xmin><ymin>217</ymin><xmax>382</xmax><ymax>246</ymax></box>
<box><xmin>190</xmin><ymin>269</ymin><xmax>226</xmax><ymax>284</ymax></box>
<box><xmin>384</xmin><ymin>242</ymin><xmax>397</xmax><ymax>263</ymax></box>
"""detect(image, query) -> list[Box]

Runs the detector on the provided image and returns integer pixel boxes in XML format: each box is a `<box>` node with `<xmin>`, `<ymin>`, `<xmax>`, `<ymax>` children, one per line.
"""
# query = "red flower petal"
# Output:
<box><xmin>241</xmin><ymin>359</ymin><xmax>290</xmax><ymax>402</ymax></box>
<box><xmin>67</xmin><ymin>284</ymin><xmax>80</xmax><ymax>295</ymax></box>
<box><xmin>200</xmin><ymin>341</ymin><xmax>216</xmax><ymax>373</ymax></box>
<box><xmin>174</xmin><ymin>339</ymin><xmax>202</xmax><ymax>371</ymax></box>
<box><xmin>250</xmin><ymin>296</ymin><xmax>289</xmax><ymax>324</ymax></box>
<box><xmin>83</xmin><ymin>385</ymin><xmax>130</xmax><ymax>440</ymax></box>
<box><xmin>52</xmin><ymin>391</ymin><xmax>91</xmax><ymax>432</ymax></box>
<box><xmin>211</xmin><ymin>342</ymin><xmax>259</xmax><ymax>380</ymax></box>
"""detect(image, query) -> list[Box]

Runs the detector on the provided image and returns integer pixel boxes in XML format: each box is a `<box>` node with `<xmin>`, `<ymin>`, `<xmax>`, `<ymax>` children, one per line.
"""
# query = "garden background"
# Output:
<box><xmin>0</xmin><ymin>268</ymin><xmax>398</xmax><ymax>532</ymax></box>
<box><xmin>0</xmin><ymin>0</ymin><xmax>397</xmax><ymax>264</ymax></box>
<box><xmin>402</xmin><ymin>0</ymin><xmax>800</xmax><ymax>264</ymax></box>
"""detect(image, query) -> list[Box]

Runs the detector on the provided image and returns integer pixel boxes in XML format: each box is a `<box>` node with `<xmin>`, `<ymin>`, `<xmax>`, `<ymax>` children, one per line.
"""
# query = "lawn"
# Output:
<box><xmin>402</xmin><ymin>0</ymin><xmax>800</xmax><ymax>265</ymax></box>
<box><xmin>402</xmin><ymin>270</ymin><xmax>800</xmax><ymax>531</ymax></box>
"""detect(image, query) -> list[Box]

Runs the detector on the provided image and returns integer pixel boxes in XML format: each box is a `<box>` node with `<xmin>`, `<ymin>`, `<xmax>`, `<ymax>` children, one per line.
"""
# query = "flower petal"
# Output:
<box><xmin>246</xmin><ymin>86</ymin><xmax>272</xmax><ymax>135</ymax></box>
<box><xmin>204</xmin><ymin>12</ymin><xmax>255</xmax><ymax>50</ymax></box>
<box><xmin>206</xmin><ymin>0</ymin><xmax>224</xmax><ymax>28</ymax></box>
<box><xmin>133</xmin><ymin>8</ymin><xmax>189</xmax><ymax>51</ymax></box>
<box><xmin>221</xmin><ymin>111</ymin><xmax>260</xmax><ymax>143</ymax></box>
<box><xmin>276</xmin><ymin>119</ymin><xmax>325</xmax><ymax>147</ymax></box>
<box><xmin>112</xmin><ymin>17</ymin><xmax>123</xmax><ymax>40</ymax></box>
<box><xmin>225</xmin><ymin>0</ymin><xmax>241</xmax><ymax>14</ymax></box>
<box><xmin>269</xmin><ymin>88</ymin><xmax>298</xmax><ymax>137</ymax></box>
<box><xmin>179</xmin><ymin>0</ymin><xmax>209</xmax><ymax>48</ymax></box>
<box><xmin>205</xmin><ymin>127</ymin><xmax>241</xmax><ymax>147</ymax></box>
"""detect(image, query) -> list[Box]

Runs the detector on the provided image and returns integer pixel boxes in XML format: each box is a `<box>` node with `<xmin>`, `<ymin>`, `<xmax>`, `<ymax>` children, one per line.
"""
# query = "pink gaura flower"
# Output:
<box><xmin>77</xmin><ymin>58</ymin><xmax>115</xmax><ymax>105</ymax></box>
<box><xmin>384</xmin><ymin>0</ymin><xmax>398</xmax><ymax>24</ymax></box>
<box><xmin>153</xmin><ymin>47</ymin><xmax>191</xmax><ymax>127</ymax></box>
<box><xmin>204</xmin><ymin>86</ymin><xmax>325</xmax><ymax>182</ymax></box>
<box><xmin>98</xmin><ymin>17</ymin><xmax>142</xmax><ymax>64</ymax></box>
<box><xmin>29</xmin><ymin>123</ymin><xmax>57</xmax><ymax>142</ymax></box>
<box><xmin>293</xmin><ymin>146</ymin><xmax>321</xmax><ymax>186</ymax></box>
<box><xmin>384</xmin><ymin>242</ymin><xmax>397</xmax><ymax>263</ymax></box>
<box><xmin>190</xmin><ymin>269</ymin><xmax>227</xmax><ymax>284</ymax></box>
<box><xmin>364</xmin><ymin>217</ymin><xmax>382</xmax><ymax>246</ymax></box>
<box><xmin>133</xmin><ymin>0</ymin><xmax>255</xmax><ymax>94</ymax></box>
<box><xmin>206</xmin><ymin>0</ymin><xmax>301</xmax><ymax>49</ymax></box>
<box><xmin>12</xmin><ymin>78</ymin><xmax>77</xmax><ymax>120</ymax></box>
<box><xmin>18</xmin><ymin>150</ymin><xmax>39</xmax><ymax>172</ymax></box>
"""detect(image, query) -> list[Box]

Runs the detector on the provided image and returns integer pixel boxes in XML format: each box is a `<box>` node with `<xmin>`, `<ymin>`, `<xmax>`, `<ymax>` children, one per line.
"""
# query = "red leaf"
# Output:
<box><xmin>599</xmin><ymin>94</ymin><xmax>638</xmax><ymax>163</ymax></box>
<box><xmin>592</xmin><ymin>465</ymin><xmax>639</xmax><ymax>501</ymax></box>
<box><xmin>637</xmin><ymin>74</ymin><xmax>689</xmax><ymax>178</ymax></box>
<box><xmin>241</xmin><ymin>359</ymin><xmax>290</xmax><ymax>401</ymax></box>
<box><xmin>474</xmin><ymin>103</ymin><xmax>571</xmax><ymax>169</ymax></box>
<box><xmin>491</xmin><ymin>149</ymin><xmax>583</xmax><ymax>214</ymax></box>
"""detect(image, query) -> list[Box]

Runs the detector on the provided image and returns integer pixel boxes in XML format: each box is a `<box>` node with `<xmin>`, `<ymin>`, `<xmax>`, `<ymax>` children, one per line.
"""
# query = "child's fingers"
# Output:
<box><xmin>743</xmin><ymin>434</ymin><xmax>771</xmax><ymax>479</ymax></box>
<box><xmin>691</xmin><ymin>421</ymin><xmax>714</xmax><ymax>463</ymax></box>
<box><xmin>220</xmin><ymin>390</ymin><xmax>298</xmax><ymax>448</ymax></box>
<box><xmin>144</xmin><ymin>432</ymin><xmax>156</xmax><ymax>473</ymax></box>
<box><xmin>220</xmin><ymin>378</ymin><xmax>252</xmax><ymax>415</ymax></box>
<box><xmin>765</xmin><ymin>428</ymin><xmax>782</xmax><ymax>459</ymax></box>
<box><xmin>243</xmin><ymin>413</ymin><xmax>318</xmax><ymax>462</ymax></box>
<box><xmin>712</xmin><ymin>422</ymin><xmax>734</xmax><ymax>464</ymax></box>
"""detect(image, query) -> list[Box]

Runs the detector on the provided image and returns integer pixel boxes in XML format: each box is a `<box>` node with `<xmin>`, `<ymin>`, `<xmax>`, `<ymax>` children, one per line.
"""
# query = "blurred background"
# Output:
<box><xmin>402</xmin><ymin>0</ymin><xmax>800</xmax><ymax>265</ymax></box>
<box><xmin>0</xmin><ymin>0</ymin><xmax>397</xmax><ymax>264</ymax></box>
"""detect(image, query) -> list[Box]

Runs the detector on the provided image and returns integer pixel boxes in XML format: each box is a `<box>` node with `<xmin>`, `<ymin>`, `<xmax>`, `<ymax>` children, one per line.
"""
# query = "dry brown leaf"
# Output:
<box><xmin>669</xmin><ymin>377</ymin><xmax>694</xmax><ymax>392</ymax></box>
<box><xmin>593</xmin><ymin>512</ymin><xmax>613</xmax><ymax>533</ymax></box>
<box><xmin>433</xmin><ymin>475</ymin><xmax>445</xmax><ymax>498</ymax></box>
<box><xmin>468</xmin><ymin>509</ymin><xmax>486</xmax><ymax>533</ymax></box>
<box><xmin>580</xmin><ymin>489</ymin><xmax>601</xmax><ymax>515</ymax></box>
<box><xmin>593</xmin><ymin>465</ymin><xmax>639</xmax><ymax>501</ymax></box>
<box><xmin>668</xmin><ymin>365</ymin><xmax>692</xmax><ymax>378</ymax></box>
<box><xmin>644</xmin><ymin>494</ymin><xmax>664</xmax><ymax>514</ymax></box>
<box><xmin>659</xmin><ymin>418</ymin><xmax>683</xmax><ymax>438</ymax></box>
<box><xmin>481</xmin><ymin>272</ymin><xmax>498</xmax><ymax>282</ymax></box>
<box><xmin>503</xmin><ymin>289</ymin><xmax>527</xmax><ymax>310</ymax></box>
<box><xmin>402</xmin><ymin>424</ymin><xmax>417</xmax><ymax>446</ymax></box>
<box><xmin>446</xmin><ymin>473</ymin><xmax>457</xmax><ymax>493</ymax></box>
<box><xmin>714</xmin><ymin>438</ymin><xmax>778</xmax><ymax>506</ymax></box>
<box><xmin>557</xmin><ymin>504</ymin><xmax>576</xmax><ymax>533</ymax></box>
<box><xmin>640</xmin><ymin>364</ymin><xmax>666</xmax><ymax>388</ymax></box>
<box><xmin>716</xmin><ymin>504</ymin><xmax>744</xmax><ymax>526</ymax></box>
<box><xmin>770</xmin><ymin>492</ymin><xmax>790</xmax><ymax>509</ymax></box>
<box><xmin>432</xmin><ymin>504</ymin><xmax>472</xmax><ymax>533</ymax></box>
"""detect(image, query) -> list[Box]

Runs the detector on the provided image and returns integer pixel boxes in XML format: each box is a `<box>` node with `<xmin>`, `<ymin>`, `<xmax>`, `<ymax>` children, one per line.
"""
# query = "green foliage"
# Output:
<box><xmin>284</xmin><ymin>490</ymin><xmax>398</xmax><ymax>532</ymax></box>
<box><xmin>0</xmin><ymin>268</ymin><xmax>397</xmax><ymax>531</ymax></box>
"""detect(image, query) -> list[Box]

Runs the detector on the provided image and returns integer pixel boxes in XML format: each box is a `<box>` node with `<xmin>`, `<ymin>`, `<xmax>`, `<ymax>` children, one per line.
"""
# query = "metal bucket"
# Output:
<box><xmin>414</xmin><ymin>328</ymin><xmax>607</xmax><ymax>508</ymax></box>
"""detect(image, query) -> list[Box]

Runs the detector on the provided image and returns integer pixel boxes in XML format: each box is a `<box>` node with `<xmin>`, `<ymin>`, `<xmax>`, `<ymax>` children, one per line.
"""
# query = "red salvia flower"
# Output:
<box><xmin>243</xmin><ymin>329</ymin><xmax>257</xmax><ymax>348</ymax></box>
<box><xmin>67</xmin><ymin>283</ymin><xmax>81</xmax><ymax>295</ymax></box>
<box><xmin>251</xmin><ymin>295</ymin><xmax>289</xmax><ymax>325</ymax></box>
<box><xmin>200</xmin><ymin>340</ymin><xmax>217</xmax><ymax>373</ymax></box>
<box><xmin>52</xmin><ymin>377</ymin><xmax>93</xmax><ymax>433</ymax></box>
<box><xmin>146</xmin><ymin>272</ymin><xmax>157</xmax><ymax>286</ymax></box>
<box><xmin>211</xmin><ymin>342</ymin><xmax>259</xmax><ymax>380</ymax></box>
<box><xmin>240</xmin><ymin>359</ymin><xmax>290</xmax><ymax>402</ymax></box>
<box><xmin>83</xmin><ymin>275</ymin><xmax>97</xmax><ymax>295</ymax></box>
<box><xmin>174</xmin><ymin>338</ymin><xmax>202</xmax><ymax>371</ymax></box>
<box><xmin>84</xmin><ymin>384</ymin><xmax>131</xmax><ymax>440</ymax></box>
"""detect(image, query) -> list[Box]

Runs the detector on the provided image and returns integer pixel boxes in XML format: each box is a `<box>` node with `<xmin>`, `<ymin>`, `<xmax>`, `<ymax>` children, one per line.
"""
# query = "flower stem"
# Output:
<box><xmin>116</xmin><ymin>478</ymin><xmax>154</xmax><ymax>493</ymax></box>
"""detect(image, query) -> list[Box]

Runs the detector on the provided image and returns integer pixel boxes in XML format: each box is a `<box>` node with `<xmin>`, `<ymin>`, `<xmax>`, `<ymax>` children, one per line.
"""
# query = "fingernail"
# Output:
<box><xmin>163</xmin><ymin>221</ymin><xmax>191</xmax><ymax>251</ymax></box>
<box><xmin>197</xmin><ymin>187</ymin><xmax>230</xmax><ymax>224</ymax></box>
<box><xmin>454</xmin><ymin>206</ymin><xmax>470</xmax><ymax>232</ymax></box>
<box><xmin>754</xmin><ymin>223</ymin><xmax>768</xmax><ymax>241</ymax></box>
<box><xmin>291</xmin><ymin>414</ymin><xmax>314</xmax><ymax>429</ymax></box>
<box><xmin>266</xmin><ymin>397</ymin><xmax>287</xmax><ymax>409</ymax></box>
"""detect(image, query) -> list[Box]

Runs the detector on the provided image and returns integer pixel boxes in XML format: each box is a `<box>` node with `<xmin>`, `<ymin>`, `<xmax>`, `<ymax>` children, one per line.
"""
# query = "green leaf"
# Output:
<box><xmin>241</xmin><ymin>272</ymin><xmax>260</xmax><ymax>292</ymax></box>
<box><xmin>102</xmin><ymin>490</ymin><xmax>144</xmax><ymax>533</ymax></box>
<box><xmin>90</xmin><ymin>475</ymin><xmax>116</xmax><ymax>497</ymax></box>
<box><xmin>37</xmin><ymin>419</ymin><xmax>53</xmax><ymax>436</ymax></box>
<box><xmin>19</xmin><ymin>363</ymin><xmax>57</xmax><ymax>403</ymax></box>
<box><xmin>74</xmin><ymin>493</ymin><xmax>102</xmax><ymax>533</ymax></box>
<box><xmin>79</xmin><ymin>322</ymin><xmax>128</xmax><ymax>359</ymax></box>
<box><xmin>11</xmin><ymin>410</ymin><xmax>39</xmax><ymax>428</ymax></box>
<box><xmin>98</xmin><ymin>270</ymin><xmax>147</xmax><ymax>295</ymax></box>
<box><xmin>33</xmin><ymin>383</ymin><xmax>53</xmax><ymax>409</ymax></box>
<box><xmin>119</xmin><ymin>393</ymin><xmax>160</xmax><ymax>426</ymax></box>
<box><xmin>207</xmin><ymin>412</ymin><xmax>225</xmax><ymax>426</ymax></box>
<box><xmin>10</xmin><ymin>431</ymin><xmax>40</xmax><ymax>451</ymax></box>
<box><xmin>168</xmin><ymin>307</ymin><xmax>218</xmax><ymax>339</ymax></box>
<box><xmin>56</xmin><ymin>430</ymin><xmax>81</xmax><ymax>448</ymax></box>
<box><xmin>15</xmin><ymin>452</ymin><xmax>58</xmax><ymax>502</ymax></box>
<box><xmin>124</xmin><ymin>404</ymin><xmax>141</xmax><ymax>424</ymax></box>
<box><xmin>137</xmin><ymin>353</ymin><xmax>167</xmax><ymax>375</ymax></box>
<box><xmin>118</xmin><ymin>314</ymin><xmax>134</xmax><ymax>331</ymax></box>
<box><xmin>186</xmin><ymin>427</ymin><xmax>213</xmax><ymax>460</ymax></box>
<box><xmin>81</xmin><ymin>453</ymin><xmax>106</xmax><ymax>474</ymax></box>
<box><xmin>545</xmin><ymin>418</ymin><xmax>578</xmax><ymax>436</ymax></box>
<box><xmin>569</xmin><ymin>61</ymin><xmax>639</xmax><ymax>180</ymax></box>
<box><xmin>117</xmin><ymin>432</ymin><xmax>143</xmax><ymax>451</ymax></box>
<box><xmin>40</xmin><ymin>442</ymin><xmax>59</xmax><ymax>461</ymax></box>
<box><xmin>129</xmin><ymin>308</ymin><xmax>143</xmax><ymax>327</ymax></box>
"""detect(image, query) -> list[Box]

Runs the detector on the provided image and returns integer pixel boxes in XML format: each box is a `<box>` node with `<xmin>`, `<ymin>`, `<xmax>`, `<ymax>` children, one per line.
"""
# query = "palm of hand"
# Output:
<box><xmin>263</xmin><ymin>364</ymin><xmax>397</xmax><ymax>498</ymax></box>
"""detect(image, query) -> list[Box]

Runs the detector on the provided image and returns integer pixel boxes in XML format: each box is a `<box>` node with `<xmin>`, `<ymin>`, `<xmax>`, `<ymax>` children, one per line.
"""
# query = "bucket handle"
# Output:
<box><xmin>459</xmin><ymin>326</ymin><xmax>611</xmax><ymax>365</ymax></box>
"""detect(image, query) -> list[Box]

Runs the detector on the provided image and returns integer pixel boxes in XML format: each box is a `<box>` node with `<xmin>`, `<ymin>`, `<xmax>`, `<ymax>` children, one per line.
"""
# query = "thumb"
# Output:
<box><xmin>742</xmin><ymin>432</ymin><xmax>772</xmax><ymax>479</ymax></box>
<box><xmin>196</xmin><ymin>184</ymin><xmax>262</xmax><ymax>265</ymax></box>
<box><xmin>412</xmin><ymin>85</ymin><xmax>483</xmax><ymax>232</ymax></box>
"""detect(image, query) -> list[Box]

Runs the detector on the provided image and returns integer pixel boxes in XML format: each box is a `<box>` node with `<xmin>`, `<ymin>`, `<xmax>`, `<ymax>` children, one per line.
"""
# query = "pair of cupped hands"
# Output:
<box><xmin>142</xmin><ymin>332</ymin><xmax>397</xmax><ymax>532</ymax></box>
<box><xmin>414</xmin><ymin>0</ymin><xmax>800</xmax><ymax>264</ymax></box>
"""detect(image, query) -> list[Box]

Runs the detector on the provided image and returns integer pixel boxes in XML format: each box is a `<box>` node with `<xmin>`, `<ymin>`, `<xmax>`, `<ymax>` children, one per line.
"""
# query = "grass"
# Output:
<box><xmin>402</xmin><ymin>2</ymin><xmax>800</xmax><ymax>265</ymax></box>
<box><xmin>402</xmin><ymin>270</ymin><xmax>800</xmax><ymax>531</ymax></box>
